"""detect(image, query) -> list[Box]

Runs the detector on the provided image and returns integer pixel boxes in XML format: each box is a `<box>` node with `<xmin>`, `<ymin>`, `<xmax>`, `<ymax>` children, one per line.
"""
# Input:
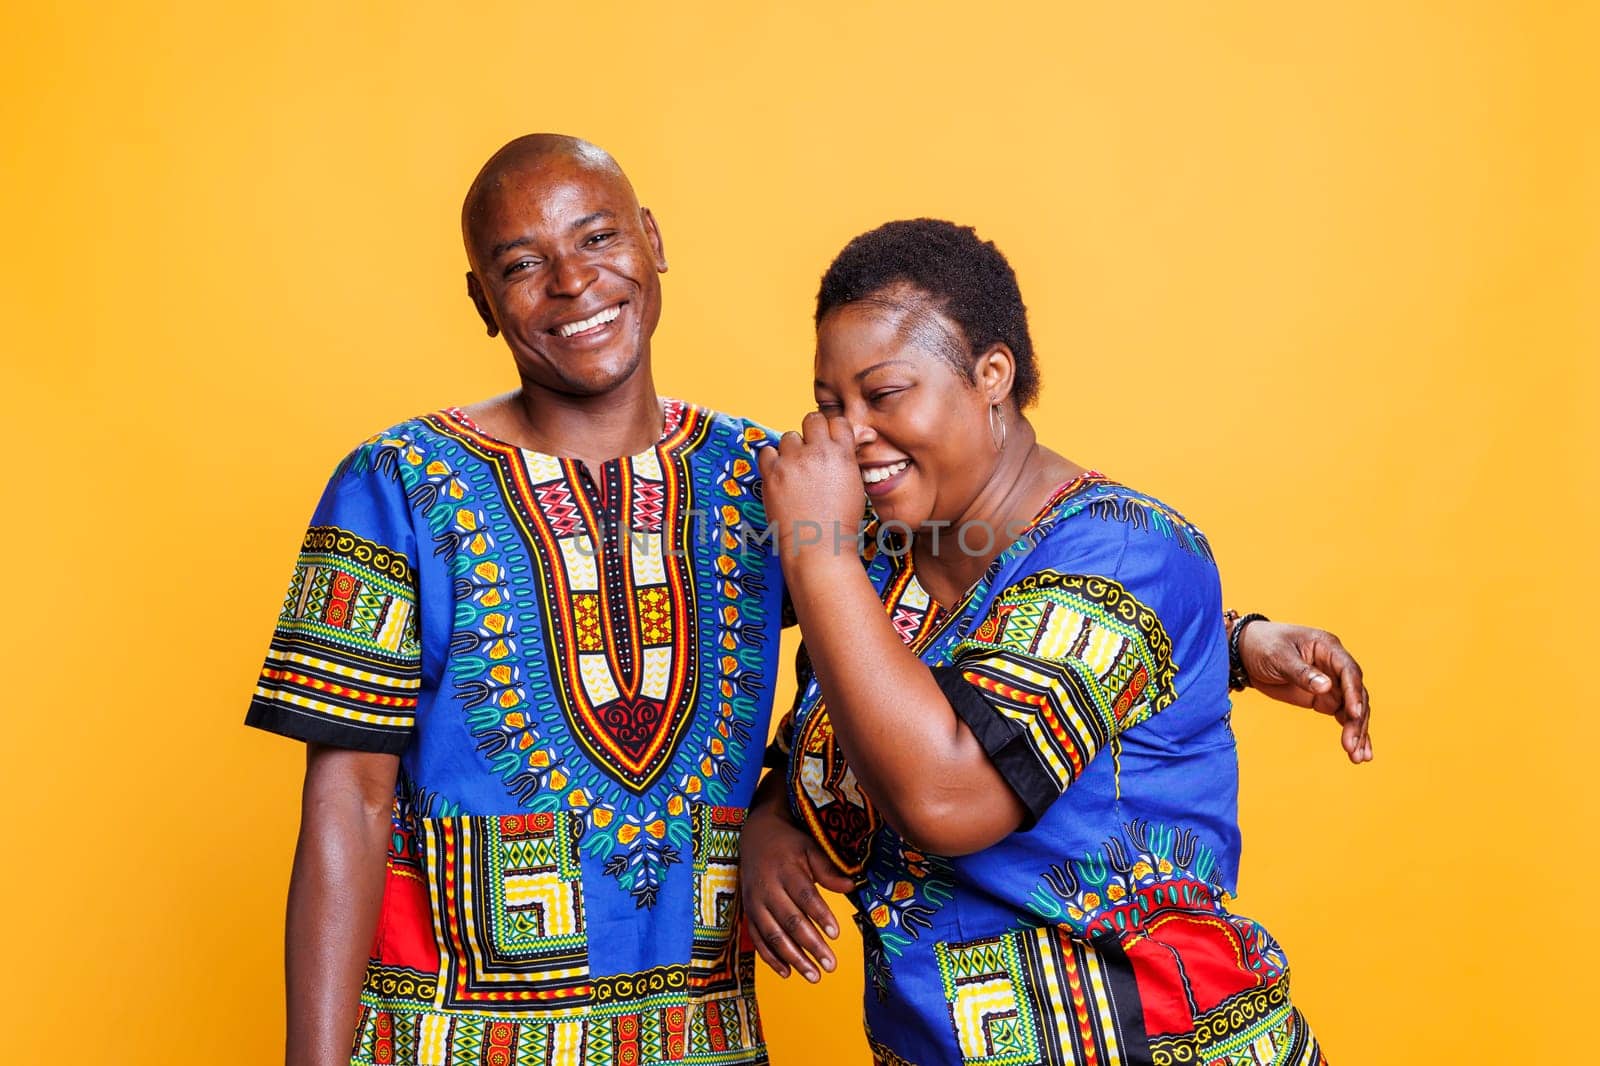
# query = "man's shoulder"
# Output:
<box><xmin>670</xmin><ymin>399</ymin><xmax>778</xmax><ymax>453</ymax></box>
<box><xmin>329</xmin><ymin>410</ymin><xmax>462</xmax><ymax>478</ymax></box>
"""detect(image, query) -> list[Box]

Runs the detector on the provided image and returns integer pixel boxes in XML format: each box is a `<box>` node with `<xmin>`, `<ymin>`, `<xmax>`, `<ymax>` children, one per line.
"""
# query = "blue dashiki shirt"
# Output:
<box><xmin>247</xmin><ymin>400</ymin><xmax>784</xmax><ymax>1066</ymax></box>
<box><xmin>774</xmin><ymin>475</ymin><xmax>1327</xmax><ymax>1066</ymax></box>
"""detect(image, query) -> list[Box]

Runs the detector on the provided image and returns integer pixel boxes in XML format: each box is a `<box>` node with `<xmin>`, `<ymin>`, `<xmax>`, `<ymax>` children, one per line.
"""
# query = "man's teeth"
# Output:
<box><xmin>861</xmin><ymin>460</ymin><xmax>910</xmax><ymax>485</ymax></box>
<box><xmin>557</xmin><ymin>305</ymin><xmax>621</xmax><ymax>337</ymax></box>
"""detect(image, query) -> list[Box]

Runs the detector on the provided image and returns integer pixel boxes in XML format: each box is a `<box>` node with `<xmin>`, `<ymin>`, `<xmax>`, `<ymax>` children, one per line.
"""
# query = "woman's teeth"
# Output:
<box><xmin>861</xmin><ymin>460</ymin><xmax>909</xmax><ymax>485</ymax></box>
<box><xmin>557</xmin><ymin>305</ymin><xmax>621</xmax><ymax>337</ymax></box>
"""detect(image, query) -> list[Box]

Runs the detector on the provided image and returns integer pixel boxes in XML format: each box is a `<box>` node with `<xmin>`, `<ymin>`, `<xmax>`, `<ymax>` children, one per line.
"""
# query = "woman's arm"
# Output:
<box><xmin>284</xmin><ymin>744</ymin><xmax>398</xmax><ymax>1066</ymax></box>
<box><xmin>781</xmin><ymin>542</ymin><xmax>1029</xmax><ymax>853</ymax></box>
<box><xmin>758</xmin><ymin>419</ymin><xmax>1030</xmax><ymax>855</ymax></box>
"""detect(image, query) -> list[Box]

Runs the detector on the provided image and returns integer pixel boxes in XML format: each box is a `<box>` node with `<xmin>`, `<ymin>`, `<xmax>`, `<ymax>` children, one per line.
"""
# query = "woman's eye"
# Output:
<box><xmin>816</xmin><ymin>401</ymin><xmax>842</xmax><ymax>414</ymax></box>
<box><xmin>869</xmin><ymin>388</ymin><xmax>905</xmax><ymax>403</ymax></box>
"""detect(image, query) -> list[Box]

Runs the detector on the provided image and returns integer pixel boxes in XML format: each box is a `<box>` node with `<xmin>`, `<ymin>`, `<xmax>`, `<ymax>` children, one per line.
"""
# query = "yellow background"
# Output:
<box><xmin>4</xmin><ymin>3</ymin><xmax>1596</xmax><ymax>1062</ymax></box>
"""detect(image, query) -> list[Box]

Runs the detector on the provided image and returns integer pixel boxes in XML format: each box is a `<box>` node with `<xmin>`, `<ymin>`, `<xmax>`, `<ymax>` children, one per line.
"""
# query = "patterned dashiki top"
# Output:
<box><xmin>247</xmin><ymin>400</ymin><xmax>784</xmax><ymax>1066</ymax></box>
<box><xmin>774</xmin><ymin>475</ymin><xmax>1327</xmax><ymax>1066</ymax></box>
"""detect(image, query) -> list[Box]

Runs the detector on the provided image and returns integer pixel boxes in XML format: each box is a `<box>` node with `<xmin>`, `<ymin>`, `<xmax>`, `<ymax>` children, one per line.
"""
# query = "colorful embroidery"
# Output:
<box><xmin>1147</xmin><ymin>983</ymin><xmax>1323</xmax><ymax>1066</ymax></box>
<box><xmin>934</xmin><ymin>925</ymin><xmax>1144</xmax><ymax>1066</ymax></box>
<box><xmin>781</xmin><ymin>478</ymin><xmax>1121</xmax><ymax>878</ymax></box>
<box><xmin>854</xmin><ymin>835</ymin><xmax>955</xmax><ymax>1001</ymax></box>
<box><xmin>776</xmin><ymin>474</ymin><xmax>1324</xmax><ymax>1065</ymax></box>
<box><xmin>789</xmin><ymin>563</ymin><xmax>942</xmax><ymax>875</ymax></box>
<box><xmin>1085</xmin><ymin>494</ymin><xmax>1215</xmax><ymax>561</ymax></box>
<box><xmin>951</xmin><ymin>571</ymin><xmax>1177</xmax><ymax>795</ymax></box>
<box><xmin>423</xmin><ymin>812</ymin><xmax>591</xmax><ymax>1012</ymax></box>
<box><xmin>353</xmin><ymin>980</ymin><xmax>766</xmax><ymax>1066</ymax></box>
<box><xmin>250</xmin><ymin>402</ymin><xmax>781</xmax><ymax>1062</ymax></box>
<box><xmin>351</xmin><ymin>803</ymin><xmax>769</xmax><ymax>1066</ymax></box>
<box><xmin>690</xmin><ymin>805</ymin><xmax>745</xmax><ymax>992</ymax></box>
<box><xmin>253</xmin><ymin>525</ymin><xmax>420</xmax><ymax>741</ymax></box>
<box><xmin>342</xmin><ymin>406</ymin><xmax>773</xmax><ymax>906</ymax></box>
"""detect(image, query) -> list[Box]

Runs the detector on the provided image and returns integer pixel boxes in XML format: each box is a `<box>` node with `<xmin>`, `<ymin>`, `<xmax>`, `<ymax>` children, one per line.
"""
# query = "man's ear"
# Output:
<box><xmin>977</xmin><ymin>343</ymin><xmax>1016</xmax><ymax>405</ymax></box>
<box><xmin>466</xmin><ymin>272</ymin><xmax>499</xmax><ymax>337</ymax></box>
<box><xmin>640</xmin><ymin>207</ymin><xmax>668</xmax><ymax>272</ymax></box>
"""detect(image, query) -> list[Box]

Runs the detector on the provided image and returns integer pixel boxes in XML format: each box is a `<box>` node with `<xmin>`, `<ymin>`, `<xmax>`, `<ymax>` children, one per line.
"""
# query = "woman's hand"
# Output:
<box><xmin>1237</xmin><ymin>620</ymin><xmax>1373</xmax><ymax>764</ymax></box>
<box><xmin>740</xmin><ymin>786</ymin><xmax>855</xmax><ymax>983</ymax></box>
<box><xmin>757</xmin><ymin>412</ymin><xmax>865</xmax><ymax>561</ymax></box>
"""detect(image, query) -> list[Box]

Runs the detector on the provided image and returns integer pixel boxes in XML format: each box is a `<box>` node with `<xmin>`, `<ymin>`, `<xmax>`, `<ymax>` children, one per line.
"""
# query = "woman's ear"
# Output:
<box><xmin>976</xmin><ymin>344</ymin><xmax>1016</xmax><ymax>405</ymax></box>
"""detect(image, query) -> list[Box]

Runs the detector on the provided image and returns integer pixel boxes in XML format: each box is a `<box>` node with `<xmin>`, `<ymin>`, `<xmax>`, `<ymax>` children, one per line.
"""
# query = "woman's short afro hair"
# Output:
<box><xmin>815</xmin><ymin>218</ymin><xmax>1039</xmax><ymax>408</ymax></box>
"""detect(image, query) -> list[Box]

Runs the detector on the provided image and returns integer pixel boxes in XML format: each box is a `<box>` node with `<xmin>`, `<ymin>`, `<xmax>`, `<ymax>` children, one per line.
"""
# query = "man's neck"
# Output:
<box><xmin>467</xmin><ymin>373</ymin><xmax>666</xmax><ymax>471</ymax></box>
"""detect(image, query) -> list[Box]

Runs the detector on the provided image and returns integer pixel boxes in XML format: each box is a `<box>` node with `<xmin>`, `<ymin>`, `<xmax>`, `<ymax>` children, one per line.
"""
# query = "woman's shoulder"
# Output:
<box><xmin>1039</xmin><ymin>474</ymin><xmax>1217</xmax><ymax>568</ymax></box>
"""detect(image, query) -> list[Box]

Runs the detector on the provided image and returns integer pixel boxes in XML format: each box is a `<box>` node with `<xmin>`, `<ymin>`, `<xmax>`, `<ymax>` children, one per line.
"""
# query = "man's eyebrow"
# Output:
<box><xmin>487</xmin><ymin>211</ymin><xmax>615</xmax><ymax>259</ymax></box>
<box><xmin>570</xmin><ymin>210</ymin><xmax>614</xmax><ymax>232</ymax></box>
<box><xmin>489</xmin><ymin>235</ymin><xmax>535</xmax><ymax>259</ymax></box>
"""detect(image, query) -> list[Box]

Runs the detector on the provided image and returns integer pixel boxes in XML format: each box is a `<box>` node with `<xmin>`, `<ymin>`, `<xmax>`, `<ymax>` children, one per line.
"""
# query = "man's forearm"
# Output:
<box><xmin>285</xmin><ymin>748</ymin><xmax>396</xmax><ymax>1066</ymax></box>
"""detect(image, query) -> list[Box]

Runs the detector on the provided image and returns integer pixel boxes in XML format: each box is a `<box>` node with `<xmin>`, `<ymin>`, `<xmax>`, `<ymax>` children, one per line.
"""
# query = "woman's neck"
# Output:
<box><xmin>912</xmin><ymin>422</ymin><xmax>1083</xmax><ymax>606</ymax></box>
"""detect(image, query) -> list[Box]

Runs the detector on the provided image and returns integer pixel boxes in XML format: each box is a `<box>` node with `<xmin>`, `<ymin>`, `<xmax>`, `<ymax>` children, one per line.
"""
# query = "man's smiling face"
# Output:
<box><xmin>464</xmin><ymin>152</ymin><xmax>667</xmax><ymax>398</ymax></box>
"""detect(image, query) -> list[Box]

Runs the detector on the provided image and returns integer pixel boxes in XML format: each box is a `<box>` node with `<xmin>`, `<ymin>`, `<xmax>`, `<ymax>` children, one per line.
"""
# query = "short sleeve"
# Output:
<box><xmin>245</xmin><ymin>446</ymin><xmax>422</xmax><ymax>754</ymax></box>
<box><xmin>933</xmin><ymin>566</ymin><xmax>1180</xmax><ymax>825</ymax></box>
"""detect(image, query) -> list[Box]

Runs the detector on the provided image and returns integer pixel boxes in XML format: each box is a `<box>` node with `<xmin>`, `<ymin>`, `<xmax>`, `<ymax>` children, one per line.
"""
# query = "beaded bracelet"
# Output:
<box><xmin>1226</xmin><ymin>612</ymin><xmax>1269</xmax><ymax>691</ymax></box>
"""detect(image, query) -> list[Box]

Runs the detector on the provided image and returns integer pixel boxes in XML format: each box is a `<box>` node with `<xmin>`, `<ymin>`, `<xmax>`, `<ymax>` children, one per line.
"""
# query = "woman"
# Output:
<box><xmin>745</xmin><ymin>220</ymin><xmax>1365</xmax><ymax>1064</ymax></box>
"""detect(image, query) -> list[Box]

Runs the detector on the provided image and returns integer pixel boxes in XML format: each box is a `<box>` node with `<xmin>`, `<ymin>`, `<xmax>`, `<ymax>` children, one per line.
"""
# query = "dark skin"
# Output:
<box><xmin>285</xmin><ymin>745</ymin><xmax>397</xmax><ymax>1066</ymax></box>
<box><xmin>282</xmin><ymin>135</ymin><xmax>671</xmax><ymax>1066</ymax></box>
<box><xmin>743</xmin><ymin>292</ymin><xmax>1372</xmax><ymax>983</ymax></box>
<box><xmin>460</xmin><ymin>134</ymin><xmax>670</xmax><ymax>474</ymax></box>
<box><xmin>282</xmin><ymin>137</ymin><xmax>1371</xmax><ymax>1045</ymax></box>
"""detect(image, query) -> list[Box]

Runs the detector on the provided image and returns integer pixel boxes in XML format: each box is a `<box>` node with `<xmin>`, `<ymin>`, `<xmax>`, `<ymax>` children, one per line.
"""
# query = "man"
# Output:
<box><xmin>247</xmin><ymin>134</ymin><xmax>1370</xmax><ymax>1066</ymax></box>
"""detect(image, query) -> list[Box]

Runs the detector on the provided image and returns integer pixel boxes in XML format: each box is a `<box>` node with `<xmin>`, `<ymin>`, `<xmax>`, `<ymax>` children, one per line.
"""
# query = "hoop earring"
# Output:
<box><xmin>989</xmin><ymin>403</ymin><xmax>1007</xmax><ymax>452</ymax></box>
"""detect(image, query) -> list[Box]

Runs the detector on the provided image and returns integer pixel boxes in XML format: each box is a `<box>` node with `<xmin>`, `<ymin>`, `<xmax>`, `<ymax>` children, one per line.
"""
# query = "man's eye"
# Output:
<box><xmin>504</xmin><ymin>259</ymin><xmax>540</xmax><ymax>277</ymax></box>
<box><xmin>585</xmin><ymin>231</ymin><xmax>616</xmax><ymax>247</ymax></box>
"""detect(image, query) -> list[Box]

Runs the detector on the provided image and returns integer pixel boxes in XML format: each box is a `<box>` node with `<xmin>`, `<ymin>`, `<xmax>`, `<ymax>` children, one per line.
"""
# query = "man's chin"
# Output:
<box><xmin>521</xmin><ymin>350</ymin><xmax>645</xmax><ymax>400</ymax></box>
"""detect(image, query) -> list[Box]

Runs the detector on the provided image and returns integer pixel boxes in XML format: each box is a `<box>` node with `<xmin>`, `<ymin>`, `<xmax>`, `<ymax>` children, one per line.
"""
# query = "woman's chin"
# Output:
<box><xmin>870</xmin><ymin>500</ymin><xmax>927</xmax><ymax>535</ymax></box>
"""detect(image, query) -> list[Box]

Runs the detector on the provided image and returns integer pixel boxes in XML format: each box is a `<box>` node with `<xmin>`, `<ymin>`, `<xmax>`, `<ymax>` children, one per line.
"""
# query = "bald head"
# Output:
<box><xmin>458</xmin><ymin>133</ymin><xmax>668</xmax><ymax>399</ymax></box>
<box><xmin>462</xmin><ymin>134</ymin><xmax>636</xmax><ymax>257</ymax></box>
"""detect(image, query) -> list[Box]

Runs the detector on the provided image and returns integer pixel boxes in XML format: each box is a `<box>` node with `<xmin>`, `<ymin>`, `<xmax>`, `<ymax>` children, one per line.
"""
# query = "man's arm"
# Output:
<box><xmin>1235</xmin><ymin>619</ymin><xmax>1374</xmax><ymax>763</ymax></box>
<box><xmin>285</xmin><ymin>744</ymin><xmax>399</xmax><ymax>1066</ymax></box>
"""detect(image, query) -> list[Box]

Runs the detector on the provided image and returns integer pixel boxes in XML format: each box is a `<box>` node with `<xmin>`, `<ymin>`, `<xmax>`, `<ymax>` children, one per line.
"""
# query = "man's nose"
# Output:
<box><xmin>546</xmin><ymin>255</ymin><xmax>598</xmax><ymax>297</ymax></box>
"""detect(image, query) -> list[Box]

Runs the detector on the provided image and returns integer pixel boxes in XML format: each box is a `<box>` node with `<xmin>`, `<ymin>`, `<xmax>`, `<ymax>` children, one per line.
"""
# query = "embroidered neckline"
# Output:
<box><xmin>440</xmin><ymin>398</ymin><xmax>688</xmax><ymax>465</ymax></box>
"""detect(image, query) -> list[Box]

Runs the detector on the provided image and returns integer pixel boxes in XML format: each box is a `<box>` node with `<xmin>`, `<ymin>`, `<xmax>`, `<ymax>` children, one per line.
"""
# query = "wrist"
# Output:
<box><xmin>1226</xmin><ymin>611</ymin><xmax>1269</xmax><ymax>691</ymax></box>
<box><xmin>781</xmin><ymin>535</ymin><xmax>864</xmax><ymax>582</ymax></box>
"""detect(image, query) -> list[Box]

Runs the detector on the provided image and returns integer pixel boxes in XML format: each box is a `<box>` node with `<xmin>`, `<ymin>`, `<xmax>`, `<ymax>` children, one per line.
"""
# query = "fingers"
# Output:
<box><xmin>799</xmin><ymin>411</ymin><xmax>829</xmax><ymax>444</ymax></box>
<box><xmin>1354</xmin><ymin>684</ymin><xmax>1373</xmax><ymax>763</ymax></box>
<box><xmin>1323</xmin><ymin>642</ymin><xmax>1366</xmax><ymax>730</ymax></box>
<box><xmin>747</xmin><ymin>915</ymin><xmax>792</xmax><ymax>979</ymax></box>
<box><xmin>799</xmin><ymin>410</ymin><xmax>856</xmax><ymax>448</ymax></box>
<box><xmin>809</xmin><ymin>851</ymin><xmax>857</xmax><ymax>895</ymax></box>
<box><xmin>1299</xmin><ymin>662</ymin><xmax>1333</xmax><ymax>695</ymax></box>
<box><xmin>742</xmin><ymin>841</ymin><xmax>845</xmax><ymax>982</ymax></box>
<box><xmin>1311</xmin><ymin>639</ymin><xmax>1368</xmax><ymax>761</ymax></box>
<box><xmin>749</xmin><ymin>898</ymin><xmax>835</xmax><ymax>982</ymax></box>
